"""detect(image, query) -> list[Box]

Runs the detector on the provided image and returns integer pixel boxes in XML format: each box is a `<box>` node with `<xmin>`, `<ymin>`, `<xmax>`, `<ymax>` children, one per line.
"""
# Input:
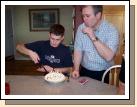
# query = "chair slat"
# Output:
<box><xmin>102</xmin><ymin>65</ymin><xmax>121</xmax><ymax>87</ymax></box>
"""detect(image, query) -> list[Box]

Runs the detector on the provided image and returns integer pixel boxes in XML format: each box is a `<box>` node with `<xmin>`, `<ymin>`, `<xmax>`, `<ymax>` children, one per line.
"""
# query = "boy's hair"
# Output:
<box><xmin>82</xmin><ymin>5</ymin><xmax>103</xmax><ymax>16</ymax></box>
<box><xmin>50</xmin><ymin>24</ymin><xmax>65</xmax><ymax>36</ymax></box>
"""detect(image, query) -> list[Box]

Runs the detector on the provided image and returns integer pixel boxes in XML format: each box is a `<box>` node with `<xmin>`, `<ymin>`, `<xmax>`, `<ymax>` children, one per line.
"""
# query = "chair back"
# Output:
<box><xmin>102</xmin><ymin>65</ymin><xmax>121</xmax><ymax>87</ymax></box>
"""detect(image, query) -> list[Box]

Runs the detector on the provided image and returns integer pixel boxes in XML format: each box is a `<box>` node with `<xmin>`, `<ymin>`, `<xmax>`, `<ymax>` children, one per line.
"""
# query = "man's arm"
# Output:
<box><xmin>71</xmin><ymin>50</ymin><xmax>82</xmax><ymax>78</ymax></box>
<box><xmin>74</xmin><ymin>50</ymin><xmax>82</xmax><ymax>71</ymax></box>
<box><xmin>16</xmin><ymin>43</ymin><xmax>40</xmax><ymax>63</ymax></box>
<box><xmin>92</xmin><ymin>39</ymin><xmax>114</xmax><ymax>61</ymax></box>
<box><xmin>83</xmin><ymin>27</ymin><xmax>118</xmax><ymax>61</ymax></box>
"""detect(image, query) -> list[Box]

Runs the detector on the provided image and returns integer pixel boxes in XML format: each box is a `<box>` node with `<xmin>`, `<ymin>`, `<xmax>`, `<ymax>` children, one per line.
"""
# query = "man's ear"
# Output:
<box><xmin>96</xmin><ymin>12</ymin><xmax>102</xmax><ymax>20</ymax></box>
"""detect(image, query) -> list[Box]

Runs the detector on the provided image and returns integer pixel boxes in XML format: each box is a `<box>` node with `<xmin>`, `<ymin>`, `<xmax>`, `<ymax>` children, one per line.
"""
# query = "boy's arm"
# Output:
<box><xmin>54</xmin><ymin>67</ymin><xmax>73</xmax><ymax>73</ymax></box>
<box><xmin>16</xmin><ymin>43</ymin><xmax>40</xmax><ymax>63</ymax></box>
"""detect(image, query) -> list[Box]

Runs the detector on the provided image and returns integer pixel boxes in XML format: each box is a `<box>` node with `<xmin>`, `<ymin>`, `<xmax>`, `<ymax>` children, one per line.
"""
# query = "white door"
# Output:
<box><xmin>5</xmin><ymin>7</ymin><xmax>14</xmax><ymax>57</ymax></box>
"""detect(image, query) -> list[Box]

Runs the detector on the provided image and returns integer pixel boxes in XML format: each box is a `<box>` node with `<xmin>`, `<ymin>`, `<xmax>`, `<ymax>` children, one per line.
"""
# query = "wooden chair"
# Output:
<box><xmin>101</xmin><ymin>65</ymin><xmax>121</xmax><ymax>87</ymax></box>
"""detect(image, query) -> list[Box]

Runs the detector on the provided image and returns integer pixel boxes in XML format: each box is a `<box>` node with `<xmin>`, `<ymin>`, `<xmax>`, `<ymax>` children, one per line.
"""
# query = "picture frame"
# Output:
<box><xmin>29</xmin><ymin>9</ymin><xmax>59</xmax><ymax>31</ymax></box>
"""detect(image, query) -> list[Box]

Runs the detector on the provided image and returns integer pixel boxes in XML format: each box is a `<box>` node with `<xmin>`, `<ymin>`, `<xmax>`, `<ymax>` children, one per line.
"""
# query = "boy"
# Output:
<box><xmin>16</xmin><ymin>24</ymin><xmax>73</xmax><ymax>73</ymax></box>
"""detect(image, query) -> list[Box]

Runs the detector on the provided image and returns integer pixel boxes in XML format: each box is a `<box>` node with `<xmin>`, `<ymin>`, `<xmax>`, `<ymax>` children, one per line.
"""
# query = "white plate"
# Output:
<box><xmin>44</xmin><ymin>72</ymin><xmax>66</xmax><ymax>83</ymax></box>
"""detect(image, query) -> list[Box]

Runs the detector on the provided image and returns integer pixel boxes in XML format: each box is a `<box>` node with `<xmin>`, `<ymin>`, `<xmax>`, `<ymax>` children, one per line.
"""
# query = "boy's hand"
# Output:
<box><xmin>28</xmin><ymin>50</ymin><xmax>40</xmax><ymax>64</ymax></box>
<box><xmin>37</xmin><ymin>65</ymin><xmax>54</xmax><ymax>73</ymax></box>
<box><xmin>44</xmin><ymin>65</ymin><xmax>54</xmax><ymax>72</ymax></box>
<box><xmin>37</xmin><ymin>67</ymin><xmax>46</xmax><ymax>72</ymax></box>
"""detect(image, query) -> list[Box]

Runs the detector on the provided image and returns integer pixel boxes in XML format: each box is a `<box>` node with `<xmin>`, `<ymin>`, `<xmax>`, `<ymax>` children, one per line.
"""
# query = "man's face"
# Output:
<box><xmin>82</xmin><ymin>6</ymin><xmax>100</xmax><ymax>28</ymax></box>
<box><xmin>49</xmin><ymin>33</ymin><xmax>64</xmax><ymax>48</ymax></box>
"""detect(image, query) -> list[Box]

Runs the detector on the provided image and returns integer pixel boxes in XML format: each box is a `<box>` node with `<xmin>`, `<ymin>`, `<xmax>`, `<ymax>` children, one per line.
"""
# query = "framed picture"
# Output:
<box><xmin>29</xmin><ymin>9</ymin><xmax>59</xmax><ymax>31</ymax></box>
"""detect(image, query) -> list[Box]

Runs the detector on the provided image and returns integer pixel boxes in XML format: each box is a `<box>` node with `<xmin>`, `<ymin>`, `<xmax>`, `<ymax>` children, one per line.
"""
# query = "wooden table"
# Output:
<box><xmin>6</xmin><ymin>75</ymin><xmax>117</xmax><ymax>95</ymax></box>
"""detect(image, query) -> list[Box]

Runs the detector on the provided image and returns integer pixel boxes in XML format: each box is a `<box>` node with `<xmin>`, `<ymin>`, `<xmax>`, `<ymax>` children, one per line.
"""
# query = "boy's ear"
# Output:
<box><xmin>61</xmin><ymin>36</ymin><xmax>64</xmax><ymax>40</ymax></box>
<box><xmin>48</xmin><ymin>33</ymin><xmax>51</xmax><ymax>38</ymax></box>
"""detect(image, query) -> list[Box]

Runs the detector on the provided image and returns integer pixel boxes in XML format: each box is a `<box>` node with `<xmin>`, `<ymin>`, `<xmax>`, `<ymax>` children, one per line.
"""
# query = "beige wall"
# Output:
<box><xmin>12</xmin><ymin>5</ymin><xmax>73</xmax><ymax>60</ymax></box>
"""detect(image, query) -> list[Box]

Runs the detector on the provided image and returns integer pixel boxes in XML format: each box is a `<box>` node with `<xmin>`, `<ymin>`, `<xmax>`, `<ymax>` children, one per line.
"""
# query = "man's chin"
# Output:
<box><xmin>84</xmin><ymin>23</ymin><xmax>89</xmax><ymax>26</ymax></box>
<box><xmin>85</xmin><ymin>23</ymin><xmax>92</xmax><ymax>27</ymax></box>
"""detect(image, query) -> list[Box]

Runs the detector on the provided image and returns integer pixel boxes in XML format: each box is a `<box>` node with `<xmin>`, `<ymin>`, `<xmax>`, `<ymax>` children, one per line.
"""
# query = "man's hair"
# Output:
<box><xmin>82</xmin><ymin>5</ymin><xmax>103</xmax><ymax>16</ymax></box>
<box><xmin>50</xmin><ymin>24</ymin><xmax>65</xmax><ymax>36</ymax></box>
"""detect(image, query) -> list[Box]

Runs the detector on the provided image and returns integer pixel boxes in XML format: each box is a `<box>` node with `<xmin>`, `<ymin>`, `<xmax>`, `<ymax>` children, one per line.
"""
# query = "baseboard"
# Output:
<box><xmin>14</xmin><ymin>56</ymin><xmax>30</xmax><ymax>60</ymax></box>
<box><xmin>5</xmin><ymin>55</ymin><xmax>14</xmax><ymax>61</ymax></box>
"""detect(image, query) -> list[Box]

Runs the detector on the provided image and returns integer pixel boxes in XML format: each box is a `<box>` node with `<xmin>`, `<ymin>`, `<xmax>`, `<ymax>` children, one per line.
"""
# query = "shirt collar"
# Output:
<box><xmin>95</xmin><ymin>20</ymin><xmax>104</xmax><ymax>33</ymax></box>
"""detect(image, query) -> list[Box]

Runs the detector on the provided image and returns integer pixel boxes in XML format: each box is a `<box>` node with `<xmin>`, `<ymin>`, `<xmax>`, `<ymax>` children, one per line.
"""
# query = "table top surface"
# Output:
<box><xmin>6</xmin><ymin>75</ymin><xmax>117</xmax><ymax>95</ymax></box>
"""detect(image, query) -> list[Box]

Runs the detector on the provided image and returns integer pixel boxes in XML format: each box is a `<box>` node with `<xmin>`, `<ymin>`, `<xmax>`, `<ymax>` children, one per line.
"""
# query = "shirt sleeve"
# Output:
<box><xmin>106</xmin><ymin>27</ymin><xmax>119</xmax><ymax>54</ymax></box>
<box><xmin>74</xmin><ymin>25</ymin><xmax>83</xmax><ymax>51</ymax></box>
<box><xmin>25</xmin><ymin>41</ymin><xmax>42</xmax><ymax>53</ymax></box>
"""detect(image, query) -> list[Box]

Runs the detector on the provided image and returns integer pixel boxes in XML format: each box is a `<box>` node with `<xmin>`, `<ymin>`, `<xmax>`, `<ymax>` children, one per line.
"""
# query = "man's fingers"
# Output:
<box><xmin>72</xmin><ymin>73</ymin><xmax>78</xmax><ymax>78</ymax></box>
<box><xmin>74</xmin><ymin>72</ymin><xmax>79</xmax><ymax>78</ymax></box>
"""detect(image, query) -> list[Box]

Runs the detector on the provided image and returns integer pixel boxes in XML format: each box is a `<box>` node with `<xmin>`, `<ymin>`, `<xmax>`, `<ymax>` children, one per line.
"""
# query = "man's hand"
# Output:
<box><xmin>82</xmin><ymin>27</ymin><xmax>96</xmax><ymax>39</ymax></box>
<box><xmin>72</xmin><ymin>70</ymin><xmax>80</xmax><ymax>78</ymax></box>
<box><xmin>28</xmin><ymin>50</ymin><xmax>40</xmax><ymax>64</ymax></box>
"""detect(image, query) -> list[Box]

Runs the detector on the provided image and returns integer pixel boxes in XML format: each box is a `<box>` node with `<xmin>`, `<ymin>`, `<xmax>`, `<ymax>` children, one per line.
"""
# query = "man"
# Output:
<box><xmin>16</xmin><ymin>24</ymin><xmax>73</xmax><ymax>73</ymax></box>
<box><xmin>72</xmin><ymin>5</ymin><xmax>119</xmax><ymax>82</ymax></box>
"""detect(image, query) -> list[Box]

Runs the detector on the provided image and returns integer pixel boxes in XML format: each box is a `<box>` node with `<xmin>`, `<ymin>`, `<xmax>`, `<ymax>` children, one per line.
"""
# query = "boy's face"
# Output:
<box><xmin>49</xmin><ymin>33</ymin><xmax>64</xmax><ymax>48</ymax></box>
